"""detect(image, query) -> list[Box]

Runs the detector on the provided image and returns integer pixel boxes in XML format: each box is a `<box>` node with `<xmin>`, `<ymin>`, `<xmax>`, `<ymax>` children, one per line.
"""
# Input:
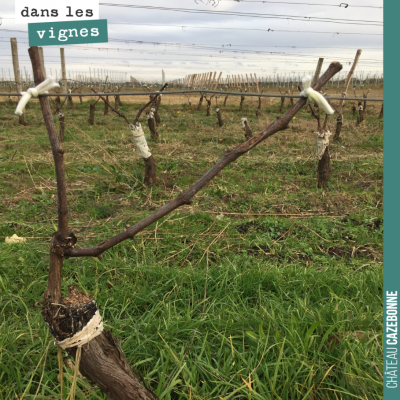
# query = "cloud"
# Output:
<box><xmin>0</xmin><ymin>0</ymin><xmax>382</xmax><ymax>80</ymax></box>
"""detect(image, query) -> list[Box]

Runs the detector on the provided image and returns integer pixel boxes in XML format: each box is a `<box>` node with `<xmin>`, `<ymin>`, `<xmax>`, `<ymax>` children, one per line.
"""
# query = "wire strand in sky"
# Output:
<box><xmin>108</xmin><ymin>22</ymin><xmax>383</xmax><ymax>35</ymax></box>
<box><xmin>219</xmin><ymin>0</ymin><xmax>382</xmax><ymax>8</ymax></box>
<box><xmin>99</xmin><ymin>3</ymin><xmax>383</xmax><ymax>26</ymax></box>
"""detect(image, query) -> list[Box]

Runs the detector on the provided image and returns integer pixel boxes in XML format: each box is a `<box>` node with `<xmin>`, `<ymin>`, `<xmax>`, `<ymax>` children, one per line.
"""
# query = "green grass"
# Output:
<box><xmin>0</xmin><ymin>93</ymin><xmax>383</xmax><ymax>399</ymax></box>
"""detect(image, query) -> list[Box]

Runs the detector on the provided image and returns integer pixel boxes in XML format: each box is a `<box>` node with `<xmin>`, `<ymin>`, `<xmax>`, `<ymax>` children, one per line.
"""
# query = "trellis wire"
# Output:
<box><xmin>0</xmin><ymin>90</ymin><xmax>383</xmax><ymax>102</ymax></box>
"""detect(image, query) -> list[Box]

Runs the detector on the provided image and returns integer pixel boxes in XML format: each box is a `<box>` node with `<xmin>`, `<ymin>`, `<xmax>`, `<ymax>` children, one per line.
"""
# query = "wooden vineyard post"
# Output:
<box><xmin>246</xmin><ymin>74</ymin><xmax>251</xmax><ymax>90</ymax></box>
<box><xmin>193</xmin><ymin>74</ymin><xmax>199</xmax><ymax>89</ymax></box>
<box><xmin>27</xmin><ymin>44</ymin><xmax>342</xmax><ymax>398</ymax></box>
<box><xmin>38</xmin><ymin>47</ymin><xmax>46</xmax><ymax>78</ymax></box>
<box><xmin>312</xmin><ymin>58</ymin><xmax>324</xmax><ymax>86</ymax></box>
<box><xmin>214</xmin><ymin>72</ymin><xmax>222</xmax><ymax>90</ymax></box>
<box><xmin>60</xmin><ymin>48</ymin><xmax>68</xmax><ymax>99</ymax></box>
<box><xmin>253</xmin><ymin>73</ymin><xmax>260</xmax><ymax>93</ymax></box>
<box><xmin>211</xmin><ymin>71</ymin><xmax>217</xmax><ymax>88</ymax></box>
<box><xmin>88</xmin><ymin>103</ymin><xmax>96</xmax><ymax>125</ymax></box>
<box><xmin>10</xmin><ymin>38</ymin><xmax>26</xmax><ymax>125</ymax></box>
<box><xmin>207</xmin><ymin>72</ymin><xmax>213</xmax><ymax>89</ymax></box>
<box><xmin>333</xmin><ymin>49</ymin><xmax>362</xmax><ymax>141</ymax></box>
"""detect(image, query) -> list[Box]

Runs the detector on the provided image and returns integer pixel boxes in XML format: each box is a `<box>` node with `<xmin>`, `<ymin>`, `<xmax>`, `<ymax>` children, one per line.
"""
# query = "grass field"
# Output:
<box><xmin>0</xmin><ymin>89</ymin><xmax>383</xmax><ymax>399</ymax></box>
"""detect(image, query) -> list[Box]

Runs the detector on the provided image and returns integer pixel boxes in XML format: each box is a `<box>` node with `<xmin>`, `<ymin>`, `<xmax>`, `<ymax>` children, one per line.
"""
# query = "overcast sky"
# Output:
<box><xmin>0</xmin><ymin>1</ymin><xmax>383</xmax><ymax>82</ymax></box>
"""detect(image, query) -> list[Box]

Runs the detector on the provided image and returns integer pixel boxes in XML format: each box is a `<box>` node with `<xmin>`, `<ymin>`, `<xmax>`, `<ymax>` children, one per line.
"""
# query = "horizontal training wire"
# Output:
<box><xmin>0</xmin><ymin>89</ymin><xmax>383</xmax><ymax>101</ymax></box>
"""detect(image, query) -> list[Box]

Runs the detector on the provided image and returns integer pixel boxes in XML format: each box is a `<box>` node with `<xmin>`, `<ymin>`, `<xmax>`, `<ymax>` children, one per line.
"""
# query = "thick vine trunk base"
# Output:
<box><xmin>356</xmin><ymin>105</ymin><xmax>364</xmax><ymax>126</ymax></box>
<box><xmin>115</xmin><ymin>95</ymin><xmax>121</xmax><ymax>109</ymax></box>
<box><xmin>197</xmin><ymin>95</ymin><xmax>204</xmax><ymax>111</ymax></box>
<box><xmin>77</xmin><ymin>331</ymin><xmax>158</xmax><ymax>400</ymax></box>
<box><xmin>317</xmin><ymin>147</ymin><xmax>331</xmax><ymax>189</ymax></box>
<box><xmin>19</xmin><ymin>114</ymin><xmax>27</xmax><ymax>126</ymax></box>
<box><xmin>42</xmin><ymin>286</ymin><xmax>158</xmax><ymax>400</ymax></box>
<box><xmin>239</xmin><ymin>96</ymin><xmax>245</xmax><ymax>112</ymax></box>
<box><xmin>216</xmin><ymin>109</ymin><xmax>224</xmax><ymax>127</ymax></box>
<box><xmin>243</xmin><ymin>121</ymin><xmax>253</xmax><ymax>140</ymax></box>
<box><xmin>333</xmin><ymin>115</ymin><xmax>343</xmax><ymax>141</ymax></box>
<box><xmin>88</xmin><ymin>104</ymin><xmax>95</xmax><ymax>125</ymax></box>
<box><xmin>148</xmin><ymin>118</ymin><xmax>159</xmax><ymax>140</ymax></box>
<box><xmin>144</xmin><ymin>156</ymin><xmax>157</xmax><ymax>186</ymax></box>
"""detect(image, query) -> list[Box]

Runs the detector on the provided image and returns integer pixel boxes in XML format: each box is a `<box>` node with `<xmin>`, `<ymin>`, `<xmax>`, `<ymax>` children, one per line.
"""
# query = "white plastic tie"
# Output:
<box><xmin>55</xmin><ymin>309</ymin><xmax>103</xmax><ymax>349</ymax></box>
<box><xmin>129</xmin><ymin>123</ymin><xmax>152</xmax><ymax>159</ymax></box>
<box><xmin>316</xmin><ymin>130</ymin><xmax>331</xmax><ymax>159</ymax></box>
<box><xmin>15</xmin><ymin>77</ymin><xmax>60</xmax><ymax>116</ymax></box>
<box><xmin>241</xmin><ymin>117</ymin><xmax>247</xmax><ymax>127</ymax></box>
<box><xmin>300</xmin><ymin>76</ymin><xmax>334</xmax><ymax>115</ymax></box>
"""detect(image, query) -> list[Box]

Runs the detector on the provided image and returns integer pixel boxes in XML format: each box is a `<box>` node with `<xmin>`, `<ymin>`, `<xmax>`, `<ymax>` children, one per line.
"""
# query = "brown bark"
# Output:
<box><xmin>256</xmin><ymin>110</ymin><xmax>261</xmax><ymax>119</ymax></box>
<box><xmin>352</xmin><ymin>104</ymin><xmax>357</xmax><ymax>116</ymax></box>
<box><xmin>88</xmin><ymin>104</ymin><xmax>95</xmax><ymax>125</ymax></box>
<box><xmin>154</xmin><ymin>110</ymin><xmax>161</xmax><ymax>125</ymax></box>
<box><xmin>334</xmin><ymin>115</ymin><xmax>342</xmax><ymax>141</ymax></box>
<box><xmin>79</xmin><ymin>95</ymin><xmax>83</xmax><ymax>104</ymax></box>
<box><xmin>144</xmin><ymin>155</ymin><xmax>157</xmax><ymax>185</ymax></box>
<box><xmin>57</xmin><ymin>111</ymin><xmax>65</xmax><ymax>143</ymax></box>
<box><xmin>242</xmin><ymin>119</ymin><xmax>253</xmax><ymax>140</ymax></box>
<box><xmin>68</xmin><ymin>95</ymin><xmax>74</xmax><ymax>109</ymax></box>
<box><xmin>197</xmin><ymin>94</ymin><xmax>204</xmax><ymax>111</ymax></box>
<box><xmin>65</xmin><ymin>61</ymin><xmax>343</xmax><ymax>259</ymax></box>
<box><xmin>317</xmin><ymin>147</ymin><xmax>331</xmax><ymax>189</ymax></box>
<box><xmin>18</xmin><ymin>114</ymin><xmax>27</xmax><ymax>126</ymax></box>
<box><xmin>206</xmin><ymin>99</ymin><xmax>212</xmax><ymax>116</ymax></box>
<box><xmin>223</xmin><ymin>95</ymin><xmax>228</xmax><ymax>107</ymax></box>
<box><xmin>147</xmin><ymin>115</ymin><xmax>158</xmax><ymax>140</ymax></box>
<box><xmin>379</xmin><ymin>103</ymin><xmax>383</xmax><ymax>119</ymax></box>
<box><xmin>154</xmin><ymin>97</ymin><xmax>162</xmax><ymax>124</ymax></box>
<box><xmin>115</xmin><ymin>95</ymin><xmax>121</xmax><ymax>109</ymax></box>
<box><xmin>216</xmin><ymin>108</ymin><xmax>224</xmax><ymax>127</ymax></box>
<box><xmin>279</xmin><ymin>96</ymin><xmax>286</xmax><ymax>112</ymax></box>
<box><xmin>239</xmin><ymin>95</ymin><xmax>245</xmax><ymax>112</ymax></box>
<box><xmin>258</xmin><ymin>96</ymin><xmax>262</xmax><ymax>109</ymax></box>
<box><xmin>28</xmin><ymin>47</ymin><xmax>70</xmax><ymax>307</ymax></box>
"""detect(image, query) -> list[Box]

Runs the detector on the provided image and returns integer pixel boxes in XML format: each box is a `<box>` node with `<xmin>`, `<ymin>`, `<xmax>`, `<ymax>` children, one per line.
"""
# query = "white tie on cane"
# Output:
<box><xmin>300</xmin><ymin>75</ymin><xmax>334</xmax><ymax>115</ymax></box>
<box><xmin>15</xmin><ymin>77</ymin><xmax>60</xmax><ymax>116</ymax></box>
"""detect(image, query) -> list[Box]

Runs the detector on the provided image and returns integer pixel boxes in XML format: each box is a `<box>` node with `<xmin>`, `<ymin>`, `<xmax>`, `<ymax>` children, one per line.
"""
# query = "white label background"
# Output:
<box><xmin>15</xmin><ymin>0</ymin><xmax>99</xmax><ymax>24</ymax></box>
